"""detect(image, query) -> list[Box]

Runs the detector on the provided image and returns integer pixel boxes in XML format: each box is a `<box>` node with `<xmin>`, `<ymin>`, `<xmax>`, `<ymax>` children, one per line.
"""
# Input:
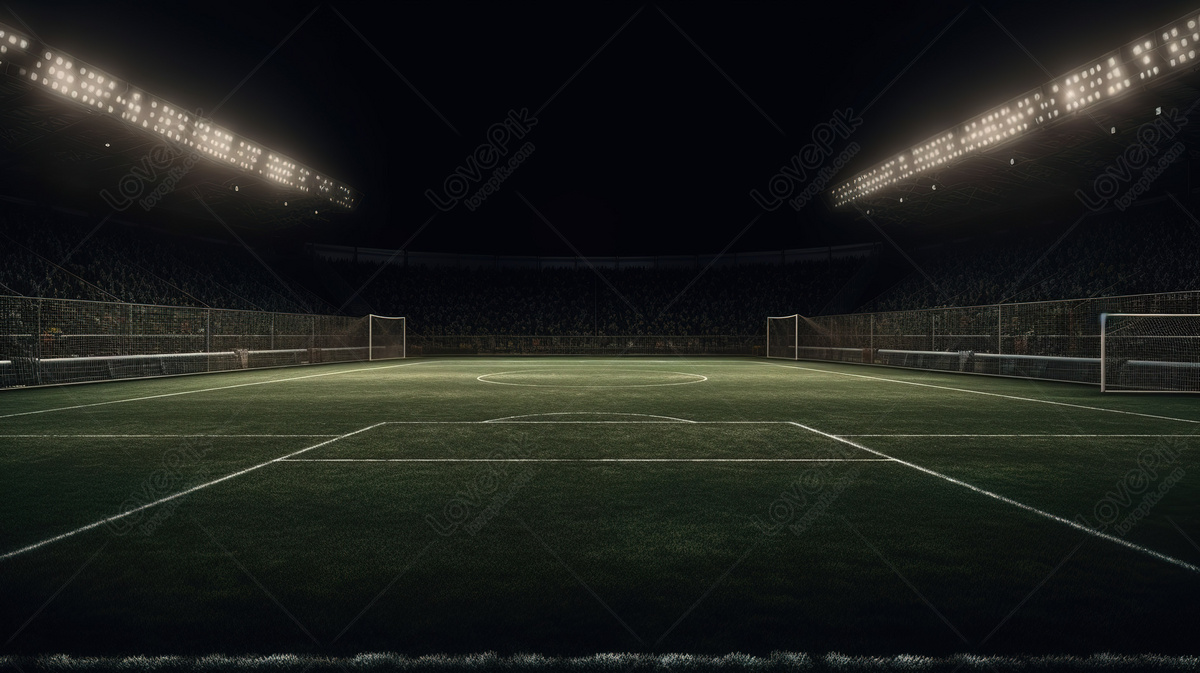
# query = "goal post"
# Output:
<box><xmin>766</xmin><ymin>314</ymin><xmax>799</xmax><ymax>360</ymax></box>
<box><xmin>368</xmin><ymin>315</ymin><xmax>406</xmax><ymax>361</ymax></box>
<box><xmin>1100</xmin><ymin>313</ymin><xmax>1200</xmax><ymax>393</ymax></box>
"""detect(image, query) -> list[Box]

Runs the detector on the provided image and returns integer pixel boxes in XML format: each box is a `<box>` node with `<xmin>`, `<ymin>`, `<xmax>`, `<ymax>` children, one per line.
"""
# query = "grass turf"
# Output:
<box><xmin>0</xmin><ymin>357</ymin><xmax>1198</xmax><ymax>660</ymax></box>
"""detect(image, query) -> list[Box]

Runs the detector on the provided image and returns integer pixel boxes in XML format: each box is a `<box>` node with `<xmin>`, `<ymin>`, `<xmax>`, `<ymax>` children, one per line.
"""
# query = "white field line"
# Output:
<box><xmin>786</xmin><ymin>421</ymin><xmax>1200</xmax><ymax>575</ymax></box>
<box><xmin>385</xmin><ymin>420</ymin><xmax>782</xmax><ymax>424</ymax></box>
<box><xmin>0</xmin><ymin>423</ymin><xmax>387</xmax><ymax>562</ymax></box>
<box><xmin>419</xmin><ymin>361</ymin><xmax>750</xmax><ymax>366</ymax></box>
<box><xmin>0</xmin><ymin>361</ymin><xmax>429</xmax><ymax>420</ymax></box>
<box><xmin>281</xmin><ymin>458</ymin><xmax>892</xmax><ymax>463</ymax></box>
<box><xmin>481</xmin><ymin>412</ymin><xmax>699</xmax><ymax>423</ymax></box>
<box><xmin>840</xmin><ymin>434</ymin><xmax>1197</xmax><ymax>438</ymax></box>
<box><xmin>763</xmin><ymin>362</ymin><xmax>1200</xmax><ymax>426</ymax></box>
<box><xmin>0</xmin><ymin>434</ymin><xmax>340</xmax><ymax>439</ymax></box>
<box><xmin>292</xmin><ymin>419</ymin><xmax>884</xmax><ymax>462</ymax></box>
<box><xmin>476</xmin><ymin>369</ymin><xmax>707</xmax><ymax>388</ymax></box>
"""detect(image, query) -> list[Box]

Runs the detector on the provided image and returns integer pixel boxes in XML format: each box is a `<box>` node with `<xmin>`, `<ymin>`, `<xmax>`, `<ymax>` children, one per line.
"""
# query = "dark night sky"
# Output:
<box><xmin>4</xmin><ymin>0</ymin><xmax>1200</xmax><ymax>255</ymax></box>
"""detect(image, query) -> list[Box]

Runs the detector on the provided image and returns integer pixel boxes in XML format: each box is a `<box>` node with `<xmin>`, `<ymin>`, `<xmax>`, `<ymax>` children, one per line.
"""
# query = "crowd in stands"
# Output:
<box><xmin>0</xmin><ymin>204</ymin><xmax>331</xmax><ymax>314</ymax></box>
<box><xmin>8</xmin><ymin>196</ymin><xmax>1200</xmax><ymax>336</ymax></box>
<box><xmin>863</xmin><ymin>201</ymin><xmax>1200</xmax><ymax>312</ymax></box>
<box><xmin>0</xmin><ymin>201</ymin><xmax>861</xmax><ymax>335</ymax></box>
<box><xmin>329</xmin><ymin>260</ymin><xmax>860</xmax><ymax>336</ymax></box>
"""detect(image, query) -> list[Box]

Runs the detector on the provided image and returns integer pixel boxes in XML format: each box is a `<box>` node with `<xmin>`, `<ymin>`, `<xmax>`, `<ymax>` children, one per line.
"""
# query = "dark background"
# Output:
<box><xmin>3</xmin><ymin>0</ymin><xmax>1198</xmax><ymax>255</ymax></box>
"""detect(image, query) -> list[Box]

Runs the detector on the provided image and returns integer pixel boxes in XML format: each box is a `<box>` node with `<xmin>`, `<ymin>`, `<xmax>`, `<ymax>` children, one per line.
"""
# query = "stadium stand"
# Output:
<box><xmin>863</xmin><ymin>199</ymin><xmax>1200</xmax><ymax>311</ymax></box>
<box><xmin>8</xmin><ymin>196</ymin><xmax>1200</xmax><ymax>338</ymax></box>
<box><xmin>0</xmin><ymin>201</ymin><xmax>332</xmax><ymax>314</ymax></box>
<box><xmin>0</xmin><ymin>200</ymin><xmax>866</xmax><ymax>336</ymax></box>
<box><xmin>327</xmin><ymin>260</ymin><xmax>861</xmax><ymax>336</ymax></box>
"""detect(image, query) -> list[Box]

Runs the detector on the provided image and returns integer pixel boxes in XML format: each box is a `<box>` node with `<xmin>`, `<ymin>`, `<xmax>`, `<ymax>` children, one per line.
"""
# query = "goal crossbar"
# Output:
<box><xmin>766</xmin><ymin>314</ymin><xmax>799</xmax><ymax>360</ymax></box>
<box><xmin>368</xmin><ymin>314</ymin><xmax>406</xmax><ymax>362</ymax></box>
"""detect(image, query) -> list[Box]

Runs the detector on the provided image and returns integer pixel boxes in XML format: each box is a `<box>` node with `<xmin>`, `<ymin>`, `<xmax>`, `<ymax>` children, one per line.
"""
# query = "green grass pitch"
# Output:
<box><xmin>1</xmin><ymin>357</ymin><xmax>1199</xmax><ymax>666</ymax></box>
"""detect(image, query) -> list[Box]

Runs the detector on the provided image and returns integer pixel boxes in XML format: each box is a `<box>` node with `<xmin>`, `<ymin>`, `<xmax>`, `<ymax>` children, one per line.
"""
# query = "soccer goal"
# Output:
<box><xmin>766</xmin><ymin>314</ymin><xmax>798</xmax><ymax>360</ymax></box>
<box><xmin>369</xmin><ymin>314</ymin><xmax>406</xmax><ymax>361</ymax></box>
<box><xmin>1100</xmin><ymin>313</ymin><xmax>1200</xmax><ymax>392</ymax></box>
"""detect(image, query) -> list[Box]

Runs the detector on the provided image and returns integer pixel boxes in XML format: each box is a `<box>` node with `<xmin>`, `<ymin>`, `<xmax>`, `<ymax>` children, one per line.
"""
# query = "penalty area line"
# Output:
<box><xmin>481</xmin><ymin>412</ymin><xmax>699</xmax><ymax>423</ymax></box>
<box><xmin>787</xmin><ymin>421</ymin><xmax>1200</xmax><ymax>576</ymax></box>
<box><xmin>280</xmin><ymin>457</ymin><xmax>894</xmax><ymax>463</ymax></box>
<box><xmin>0</xmin><ymin>423</ymin><xmax>387</xmax><ymax>562</ymax></box>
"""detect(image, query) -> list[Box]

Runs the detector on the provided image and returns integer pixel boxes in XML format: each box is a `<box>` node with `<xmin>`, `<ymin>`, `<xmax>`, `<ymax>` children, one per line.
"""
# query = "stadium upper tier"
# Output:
<box><xmin>861</xmin><ymin>197</ymin><xmax>1200</xmax><ymax>312</ymax></box>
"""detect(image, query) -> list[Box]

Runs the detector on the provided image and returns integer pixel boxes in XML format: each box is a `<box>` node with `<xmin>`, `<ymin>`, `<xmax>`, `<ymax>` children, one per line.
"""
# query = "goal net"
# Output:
<box><xmin>0</xmin><ymin>295</ymin><xmax>408</xmax><ymax>388</ymax></box>
<box><xmin>1101</xmin><ymin>313</ymin><xmax>1200</xmax><ymax>392</ymax></box>
<box><xmin>766</xmin><ymin>314</ymin><xmax>798</xmax><ymax>359</ymax></box>
<box><xmin>369</xmin><ymin>315</ymin><xmax>406</xmax><ymax>361</ymax></box>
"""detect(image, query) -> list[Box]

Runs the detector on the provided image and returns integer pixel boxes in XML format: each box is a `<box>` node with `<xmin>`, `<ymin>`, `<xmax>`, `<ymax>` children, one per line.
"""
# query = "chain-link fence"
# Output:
<box><xmin>0</xmin><ymin>296</ymin><xmax>375</xmax><ymax>388</ymax></box>
<box><xmin>794</xmin><ymin>290</ymin><xmax>1200</xmax><ymax>385</ymax></box>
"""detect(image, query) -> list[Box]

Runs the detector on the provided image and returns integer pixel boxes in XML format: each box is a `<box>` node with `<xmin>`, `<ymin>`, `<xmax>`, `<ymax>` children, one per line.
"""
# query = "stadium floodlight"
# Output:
<box><xmin>831</xmin><ymin>8</ymin><xmax>1200</xmax><ymax>208</ymax></box>
<box><xmin>0</xmin><ymin>21</ymin><xmax>360</xmax><ymax>211</ymax></box>
<box><xmin>1100</xmin><ymin>313</ymin><xmax>1200</xmax><ymax>392</ymax></box>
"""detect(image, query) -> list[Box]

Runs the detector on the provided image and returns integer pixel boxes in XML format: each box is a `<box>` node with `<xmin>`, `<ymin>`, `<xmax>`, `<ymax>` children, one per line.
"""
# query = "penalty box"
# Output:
<box><xmin>285</xmin><ymin>419</ymin><xmax>893</xmax><ymax>462</ymax></box>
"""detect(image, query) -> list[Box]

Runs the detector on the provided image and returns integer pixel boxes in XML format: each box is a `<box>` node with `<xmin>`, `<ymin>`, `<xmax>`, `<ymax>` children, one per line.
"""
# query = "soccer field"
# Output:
<box><xmin>1</xmin><ymin>357</ymin><xmax>1199</xmax><ymax>667</ymax></box>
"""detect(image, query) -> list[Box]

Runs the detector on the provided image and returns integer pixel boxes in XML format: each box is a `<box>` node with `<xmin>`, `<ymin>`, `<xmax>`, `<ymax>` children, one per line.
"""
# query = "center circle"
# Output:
<box><xmin>476</xmin><ymin>367</ymin><xmax>708</xmax><ymax>388</ymax></box>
